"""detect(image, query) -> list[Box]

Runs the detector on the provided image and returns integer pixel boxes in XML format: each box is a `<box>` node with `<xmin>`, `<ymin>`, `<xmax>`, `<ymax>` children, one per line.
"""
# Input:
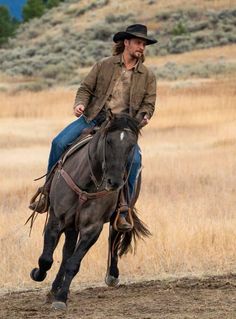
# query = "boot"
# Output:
<box><xmin>116</xmin><ymin>215</ymin><xmax>132</xmax><ymax>232</ymax></box>
<box><xmin>29</xmin><ymin>167</ymin><xmax>56</xmax><ymax>214</ymax></box>
<box><xmin>29</xmin><ymin>186</ymin><xmax>49</xmax><ymax>213</ymax></box>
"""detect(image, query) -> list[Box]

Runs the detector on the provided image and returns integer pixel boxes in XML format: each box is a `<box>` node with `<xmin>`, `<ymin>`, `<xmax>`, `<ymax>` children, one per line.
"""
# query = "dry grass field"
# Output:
<box><xmin>0</xmin><ymin>49</ymin><xmax>236</xmax><ymax>294</ymax></box>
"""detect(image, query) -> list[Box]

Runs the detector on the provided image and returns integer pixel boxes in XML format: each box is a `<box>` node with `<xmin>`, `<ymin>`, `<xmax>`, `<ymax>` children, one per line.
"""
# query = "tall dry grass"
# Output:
<box><xmin>0</xmin><ymin>77</ymin><xmax>236</xmax><ymax>292</ymax></box>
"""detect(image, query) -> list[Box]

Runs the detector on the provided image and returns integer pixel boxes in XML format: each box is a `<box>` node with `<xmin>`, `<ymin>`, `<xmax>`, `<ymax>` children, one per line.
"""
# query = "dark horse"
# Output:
<box><xmin>30</xmin><ymin>113</ymin><xmax>150</xmax><ymax>310</ymax></box>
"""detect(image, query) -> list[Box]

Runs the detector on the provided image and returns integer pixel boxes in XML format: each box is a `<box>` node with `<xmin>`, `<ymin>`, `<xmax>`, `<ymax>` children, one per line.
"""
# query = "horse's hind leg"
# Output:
<box><xmin>105</xmin><ymin>225</ymin><xmax>122</xmax><ymax>287</ymax></box>
<box><xmin>52</xmin><ymin>222</ymin><xmax>103</xmax><ymax>309</ymax></box>
<box><xmin>46</xmin><ymin>227</ymin><xmax>79</xmax><ymax>303</ymax></box>
<box><xmin>30</xmin><ymin>209</ymin><xmax>62</xmax><ymax>282</ymax></box>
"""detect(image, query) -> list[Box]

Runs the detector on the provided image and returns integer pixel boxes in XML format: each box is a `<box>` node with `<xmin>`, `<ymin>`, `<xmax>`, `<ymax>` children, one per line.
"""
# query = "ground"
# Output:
<box><xmin>1</xmin><ymin>275</ymin><xmax>236</xmax><ymax>319</ymax></box>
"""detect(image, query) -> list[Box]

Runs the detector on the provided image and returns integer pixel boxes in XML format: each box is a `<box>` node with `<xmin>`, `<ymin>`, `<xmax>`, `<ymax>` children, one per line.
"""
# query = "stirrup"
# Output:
<box><xmin>113</xmin><ymin>208</ymin><xmax>134</xmax><ymax>232</ymax></box>
<box><xmin>29</xmin><ymin>187</ymin><xmax>49</xmax><ymax>213</ymax></box>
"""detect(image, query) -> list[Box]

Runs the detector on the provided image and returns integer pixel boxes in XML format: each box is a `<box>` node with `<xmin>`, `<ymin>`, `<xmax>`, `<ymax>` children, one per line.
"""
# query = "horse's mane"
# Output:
<box><xmin>103</xmin><ymin>114</ymin><xmax>141</xmax><ymax>137</ymax></box>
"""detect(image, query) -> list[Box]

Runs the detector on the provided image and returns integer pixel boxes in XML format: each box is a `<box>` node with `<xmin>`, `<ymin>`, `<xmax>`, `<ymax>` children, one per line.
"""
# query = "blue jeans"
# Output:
<box><xmin>47</xmin><ymin>115</ymin><xmax>141</xmax><ymax>200</ymax></box>
<box><xmin>127</xmin><ymin>145</ymin><xmax>142</xmax><ymax>201</ymax></box>
<box><xmin>48</xmin><ymin>115</ymin><xmax>96</xmax><ymax>172</ymax></box>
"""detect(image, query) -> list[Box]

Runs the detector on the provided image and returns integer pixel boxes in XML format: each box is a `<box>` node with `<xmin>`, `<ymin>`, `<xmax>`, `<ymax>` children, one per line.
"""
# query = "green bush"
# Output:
<box><xmin>172</xmin><ymin>21</ymin><xmax>187</xmax><ymax>36</ymax></box>
<box><xmin>46</xmin><ymin>0</ymin><xmax>61</xmax><ymax>9</ymax></box>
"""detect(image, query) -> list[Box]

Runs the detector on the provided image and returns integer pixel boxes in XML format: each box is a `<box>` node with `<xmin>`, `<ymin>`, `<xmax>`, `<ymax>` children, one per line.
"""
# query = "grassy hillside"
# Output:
<box><xmin>0</xmin><ymin>0</ymin><xmax>236</xmax><ymax>90</ymax></box>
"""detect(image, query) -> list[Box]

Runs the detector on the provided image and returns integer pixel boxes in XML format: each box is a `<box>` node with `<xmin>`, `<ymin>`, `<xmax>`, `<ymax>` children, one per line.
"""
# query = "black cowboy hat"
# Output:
<box><xmin>113</xmin><ymin>24</ymin><xmax>157</xmax><ymax>45</ymax></box>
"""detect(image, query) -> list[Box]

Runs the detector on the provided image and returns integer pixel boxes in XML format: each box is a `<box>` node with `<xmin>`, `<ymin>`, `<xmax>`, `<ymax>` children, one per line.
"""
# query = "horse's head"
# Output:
<box><xmin>96</xmin><ymin>113</ymin><xmax>140</xmax><ymax>191</ymax></box>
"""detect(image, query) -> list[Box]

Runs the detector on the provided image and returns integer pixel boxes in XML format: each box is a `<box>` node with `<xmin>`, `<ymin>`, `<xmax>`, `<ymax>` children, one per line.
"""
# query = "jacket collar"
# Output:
<box><xmin>112</xmin><ymin>54</ymin><xmax>145</xmax><ymax>73</ymax></box>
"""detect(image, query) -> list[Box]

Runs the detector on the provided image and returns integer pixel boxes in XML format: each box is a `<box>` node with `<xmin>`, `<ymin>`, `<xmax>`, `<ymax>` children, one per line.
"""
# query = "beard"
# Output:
<box><xmin>130</xmin><ymin>51</ymin><xmax>142</xmax><ymax>59</ymax></box>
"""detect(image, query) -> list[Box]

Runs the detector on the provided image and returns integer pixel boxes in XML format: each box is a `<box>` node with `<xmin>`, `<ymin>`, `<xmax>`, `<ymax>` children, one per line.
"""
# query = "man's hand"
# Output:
<box><xmin>140</xmin><ymin>114</ymin><xmax>149</xmax><ymax>127</ymax></box>
<box><xmin>74</xmin><ymin>104</ymin><xmax>85</xmax><ymax>117</ymax></box>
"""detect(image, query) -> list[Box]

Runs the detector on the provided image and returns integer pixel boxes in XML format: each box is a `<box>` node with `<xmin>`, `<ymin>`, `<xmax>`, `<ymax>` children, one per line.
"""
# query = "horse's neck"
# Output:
<box><xmin>66</xmin><ymin>132</ymin><xmax>104</xmax><ymax>192</ymax></box>
<box><xmin>87</xmin><ymin>132</ymin><xmax>105</xmax><ymax>183</ymax></box>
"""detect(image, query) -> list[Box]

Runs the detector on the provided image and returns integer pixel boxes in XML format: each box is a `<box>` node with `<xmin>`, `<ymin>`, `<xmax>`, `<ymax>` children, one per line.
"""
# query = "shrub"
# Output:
<box><xmin>156</xmin><ymin>11</ymin><xmax>171</xmax><ymax>21</ymax></box>
<box><xmin>28</xmin><ymin>28</ymin><xmax>40</xmax><ymax>39</ymax></box>
<box><xmin>105</xmin><ymin>13</ymin><xmax>134</xmax><ymax>24</ymax></box>
<box><xmin>41</xmin><ymin>64</ymin><xmax>60</xmax><ymax>78</ymax></box>
<box><xmin>46</xmin><ymin>0</ymin><xmax>61</xmax><ymax>9</ymax></box>
<box><xmin>26</xmin><ymin>48</ymin><xmax>36</xmax><ymax>57</ymax></box>
<box><xmin>89</xmin><ymin>24</ymin><xmax>112</xmax><ymax>41</ymax></box>
<box><xmin>13</xmin><ymin>81</ymin><xmax>48</xmax><ymax>92</ymax></box>
<box><xmin>20</xmin><ymin>65</ymin><xmax>34</xmax><ymax>76</ymax></box>
<box><xmin>41</xmin><ymin>63</ymin><xmax>72</xmax><ymax>80</ymax></box>
<box><xmin>172</xmin><ymin>21</ymin><xmax>187</xmax><ymax>36</ymax></box>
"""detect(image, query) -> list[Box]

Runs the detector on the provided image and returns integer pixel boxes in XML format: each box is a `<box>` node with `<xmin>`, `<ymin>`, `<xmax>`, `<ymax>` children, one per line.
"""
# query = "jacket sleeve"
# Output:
<box><xmin>73</xmin><ymin>61</ymin><xmax>101</xmax><ymax>109</ymax></box>
<box><xmin>135</xmin><ymin>69</ymin><xmax>157</xmax><ymax>121</ymax></box>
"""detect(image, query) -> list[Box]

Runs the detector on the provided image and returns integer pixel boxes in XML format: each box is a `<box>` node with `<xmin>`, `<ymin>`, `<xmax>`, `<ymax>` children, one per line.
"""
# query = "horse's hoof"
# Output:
<box><xmin>51</xmin><ymin>301</ymin><xmax>67</xmax><ymax>311</ymax></box>
<box><xmin>105</xmin><ymin>274</ymin><xmax>119</xmax><ymax>287</ymax></box>
<box><xmin>30</xmin><ymin>268</ymin><xmax>47</xmax><ymax>282</ymax></box>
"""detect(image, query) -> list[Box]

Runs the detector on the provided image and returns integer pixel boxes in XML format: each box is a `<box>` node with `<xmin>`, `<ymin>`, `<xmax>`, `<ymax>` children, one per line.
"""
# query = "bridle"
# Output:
<box><xmin>55</xmin><ymin>124</ymin><xmax>138</xmax><ymax>228</ymax></box>
<box><xmin>87</xmin><ymin>127</ymin><xmax>137</xmax><ymax>191</ymax></box>
<box><xmin>87</xmin><ymin>131</ymin><xmax>107</xmax><ymax>190</ymax></box>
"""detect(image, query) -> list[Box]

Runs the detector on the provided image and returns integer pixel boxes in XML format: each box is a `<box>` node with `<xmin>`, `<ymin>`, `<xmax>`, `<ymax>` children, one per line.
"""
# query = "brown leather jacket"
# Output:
<box><xmin>74</xmin><ymin>54</ymin><xmax>157</xmax><ymax>122</ymax></box>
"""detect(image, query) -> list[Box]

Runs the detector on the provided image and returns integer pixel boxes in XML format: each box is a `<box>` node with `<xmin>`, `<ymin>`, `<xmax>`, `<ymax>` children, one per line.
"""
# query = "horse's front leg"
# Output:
<box><xmin>46</xmin><ymin>227</ymin><xmax>79</xmax><ymax>303</ymax></box>
<box><xmin>51</xmin><ymin>222</ymin><xmax>103</xmax><ymax>310</ymax></box>
<box><xmin>105</xmin><ymin>225</ymin><xmax>122</xmax><ymax>287</ymax></box>
<box><xmin>30</xmin><ymin>209</ymin><xmax>62</xmax><ymax>282</ymax></box>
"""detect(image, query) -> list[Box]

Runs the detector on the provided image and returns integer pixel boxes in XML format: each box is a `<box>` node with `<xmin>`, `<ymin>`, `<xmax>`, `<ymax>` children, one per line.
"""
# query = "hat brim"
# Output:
<box><xmin>113</xmin><ymin>31</ymin><xmax>157</xmax><ymax>45</ymax></box>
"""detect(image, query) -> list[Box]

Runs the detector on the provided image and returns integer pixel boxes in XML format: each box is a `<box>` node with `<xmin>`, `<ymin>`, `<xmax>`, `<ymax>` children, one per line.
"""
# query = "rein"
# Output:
<box><xmin>87</xmin><ymin>132</ymin><xmax>107</xmax><ymax>190</ymax></box>
<box><xmin>58</xmin><ymin>161</ymin><xmax>113</xmax><ymax>229</ymax></box>
<box><xmin>59</xmin><ymin>163</ymin><xmax>111</xmax><ymax>203</ymax></box>
<box><xmin>58</xmin><ymin>144</ymin><xmax>135</xmax><ymax>204</ymax></box>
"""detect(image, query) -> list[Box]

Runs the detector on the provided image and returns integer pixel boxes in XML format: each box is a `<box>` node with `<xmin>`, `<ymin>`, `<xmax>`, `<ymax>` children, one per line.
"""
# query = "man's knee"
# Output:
<box><xmin>51</xmin><ymin>137</ymin><xmax>67</xmax><ymax>152</ymax></box>
<box><xmin>133</xmin><ymin>146</ymin><xmax>142</xmax><ymax>167</ymax></box>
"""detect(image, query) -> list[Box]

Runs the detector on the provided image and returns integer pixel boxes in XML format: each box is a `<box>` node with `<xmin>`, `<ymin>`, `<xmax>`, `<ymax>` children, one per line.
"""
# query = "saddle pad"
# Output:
<box><xmin>61</xmin><ymin>134</ymin><xmax>93</xmax><ymax>165</ymax></box>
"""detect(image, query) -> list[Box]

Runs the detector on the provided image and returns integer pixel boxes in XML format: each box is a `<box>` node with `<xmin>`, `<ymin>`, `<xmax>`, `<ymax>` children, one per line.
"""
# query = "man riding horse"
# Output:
<box><xmin>29</xmin><ymin>24</ymin><xmax>157</xmax><ymax>231</ymax></box>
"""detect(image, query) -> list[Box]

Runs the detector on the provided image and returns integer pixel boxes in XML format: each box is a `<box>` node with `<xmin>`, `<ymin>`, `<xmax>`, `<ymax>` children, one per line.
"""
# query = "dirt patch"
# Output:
<box><xmin>1</xmin><ymin>275</ymin><xmax>236</xmax><ymax>319</ymax></box>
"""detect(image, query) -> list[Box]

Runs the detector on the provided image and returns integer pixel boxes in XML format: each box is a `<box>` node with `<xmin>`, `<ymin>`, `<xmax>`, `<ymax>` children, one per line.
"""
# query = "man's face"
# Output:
<box><xmin>124</xmin><ymin>38</ymin><xmax>147</xmax><ymax>59</ymax></box>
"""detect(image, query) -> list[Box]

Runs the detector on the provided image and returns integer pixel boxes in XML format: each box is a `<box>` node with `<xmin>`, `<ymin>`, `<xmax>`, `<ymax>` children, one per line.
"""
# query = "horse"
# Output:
<box><xmin>30</xmin><ymin>113</ymin><xmax>150</xmax><ymax>310</ymax></box>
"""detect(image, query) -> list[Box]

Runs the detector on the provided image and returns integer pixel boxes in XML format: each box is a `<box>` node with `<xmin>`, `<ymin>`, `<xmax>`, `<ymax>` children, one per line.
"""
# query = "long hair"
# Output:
<box><xmin>112</xmin><ymin>40</ymin><xmax>145</xmax><ymax>63</ymax></box>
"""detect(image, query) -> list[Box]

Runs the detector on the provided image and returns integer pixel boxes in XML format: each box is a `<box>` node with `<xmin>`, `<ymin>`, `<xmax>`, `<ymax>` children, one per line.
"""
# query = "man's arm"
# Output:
<box><xmin>135</xmin><ymin>69</ymin><xmax>157</xmax><ymax>125</ymax></box>
<box><xmin>73</xmin><ymin>61</ymin><xmax>101</xmax><ymax>116</ymax></box>
<box><xmin>74</xmin><ymin>104</ymin><xmax>85</xmax><ymax>117</ymax></box>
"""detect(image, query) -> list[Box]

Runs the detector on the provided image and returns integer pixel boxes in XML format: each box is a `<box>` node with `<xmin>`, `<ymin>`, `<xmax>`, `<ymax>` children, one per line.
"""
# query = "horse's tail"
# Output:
<box><xmin>118</xmin><ymin>207</ymin><xmax>151</xmax><ymax>257</ymax></box>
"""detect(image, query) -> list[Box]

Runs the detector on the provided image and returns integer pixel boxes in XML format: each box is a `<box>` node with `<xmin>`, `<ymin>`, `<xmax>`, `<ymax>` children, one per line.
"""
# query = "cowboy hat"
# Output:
<box><xmin>113</xmin><ymin>24</ymin><xmax>157</xmax><ymax>45</ymax></box>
